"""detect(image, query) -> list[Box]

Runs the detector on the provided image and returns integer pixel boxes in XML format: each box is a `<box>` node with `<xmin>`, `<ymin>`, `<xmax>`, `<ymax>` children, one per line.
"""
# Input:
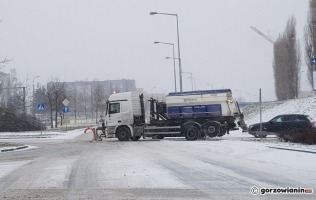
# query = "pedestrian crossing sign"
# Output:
<box><xmin>38</xmin><ymin>104</ymin><xmax>45</xmax><ymax>111</ymax></box>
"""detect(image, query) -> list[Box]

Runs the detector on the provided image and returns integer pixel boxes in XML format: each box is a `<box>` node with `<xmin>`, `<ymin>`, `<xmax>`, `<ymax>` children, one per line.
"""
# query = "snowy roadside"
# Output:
<box><xmin>240</xmin><ymin>97</ymin><xmax>316</xmax><ymax>153</ymax></box>
<box><xmin>0</xmin><ymin>128</ymin><xmax>86</xmax><ymax>153</ymax></box>
<box><xmin>224</xmin><ymin>130</ymin><xmax>316</xmax><ymax>154</ymax></box>
<box><xmin>0</xmin><ymin>128</ymin><xmax>85</xmax><ymax>140</ymax></box>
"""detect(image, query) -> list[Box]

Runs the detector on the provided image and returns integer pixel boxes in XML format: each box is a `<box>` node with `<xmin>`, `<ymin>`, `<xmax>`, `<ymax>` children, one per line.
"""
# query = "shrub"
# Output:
<box><xmin>0</xmin><ymin>108</ymin><xmax>46</xmax><ymax>132</ymax></box>
<box><xmin>277</xmin><ymin>128</ymin><xmax>316</xmax><ymax>145</ymax></box>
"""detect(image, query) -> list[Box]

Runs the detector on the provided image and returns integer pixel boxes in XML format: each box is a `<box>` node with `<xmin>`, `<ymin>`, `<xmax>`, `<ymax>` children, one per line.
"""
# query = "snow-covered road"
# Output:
<box><xmin>0</xmin><ymin>130</ymin><xmax>315</xmax><ymax>199</ymax></box>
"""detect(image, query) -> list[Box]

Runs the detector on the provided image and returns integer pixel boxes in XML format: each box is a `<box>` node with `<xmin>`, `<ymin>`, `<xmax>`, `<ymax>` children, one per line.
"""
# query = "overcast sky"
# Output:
<box><xmin>0</xmin><ymin>0</ymin><xmax>309</xmax><ymax>101</ymax></box>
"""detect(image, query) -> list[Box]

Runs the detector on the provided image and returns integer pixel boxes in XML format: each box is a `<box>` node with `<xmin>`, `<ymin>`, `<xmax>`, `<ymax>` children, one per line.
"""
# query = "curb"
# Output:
<box><xmin>0</xmin><ymin>145</ymin><xmax>29</xmax><ymax>152</ymax></box>
<box><xmin>267</xmin><ymin>146</ymin><xmax>316</xmax><ymax>154</ymax></box>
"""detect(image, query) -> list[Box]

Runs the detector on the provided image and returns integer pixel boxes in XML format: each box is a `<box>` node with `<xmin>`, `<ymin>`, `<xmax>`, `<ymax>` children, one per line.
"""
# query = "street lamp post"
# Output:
<box><xmin>150</xmin><ymin>12</ymin><xmax>183</xmax><ymax>92</ymax></box>
<box><xmin>154</xmin><ymin>41</ymin><xmax>177</xmax><ymax>92</ymax></box>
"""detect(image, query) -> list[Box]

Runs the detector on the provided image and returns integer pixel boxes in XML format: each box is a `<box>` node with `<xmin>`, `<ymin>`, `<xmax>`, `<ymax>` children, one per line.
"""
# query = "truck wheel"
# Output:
<box><xmin>219</xmin><ymin>128</ymin><xmax>226</xmax><ymax>136</ymax></box>
<box><xmin>183</xmin><ymin>125</ymin><xmax>200</xmax><ymax>141</ymax></box>
<box><xmin>131</xmin><ymin>136</ymin><xmax>141</xmax><ymax>141</ymax></box>
<box><xmin>202</xmin><ymin>121</ymin><xmax>221</xmax><ymax>138</ymax></box>
<box><xmin>116</xmin><ymin>127</ymin><xmax>131</xmax><ymax>141</ymax></box>
<box><xmin>152</xmin><ymin>135</ymin><xmax>164</xmax><ymax>139</ymax></box>
<box><xmin>158</xmin><ymin>135</ymin><xmax>164</xmax><ymax>139</ymax></box>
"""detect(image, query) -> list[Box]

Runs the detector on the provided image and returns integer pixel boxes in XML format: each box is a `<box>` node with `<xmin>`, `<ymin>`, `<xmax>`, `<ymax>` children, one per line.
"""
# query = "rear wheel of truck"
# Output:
<box><xmin>116</xmin><ymin>127</ymin><xmax>131</xmax><ymax>141</ymax></box>
<box><xmin>183</xmin><ymin>125</ymin><xmax>200</xmax><ymax>141</ymax></box>
<box><xmin>152</xmin><ymin>135</ymin><xmax>165</xmax><ymax>139</ymax></box>
<box><xmin>131</xmin><ymin>136</ymin><xmax>141</xmax><ymax>141</ymax></box>
<box><xmin>219</xmin><ymin>127</ymin><xmax>226</xmax><ymax>136</ymax></box>
<box><xmin>158</xmin><ymin>135</ymin><xmax>164</xmax><ymax>139</ymax></box>
<box><xmin>202</xmin><ymin>121</ymin><xmax>221</xmax><ymax>138</ymax></box>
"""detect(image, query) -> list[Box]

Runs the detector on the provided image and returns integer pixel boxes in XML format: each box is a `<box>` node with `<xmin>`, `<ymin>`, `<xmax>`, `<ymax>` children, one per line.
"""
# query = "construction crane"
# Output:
<box><xmin>250</xmin><ymin>26</ymin><xmax>274</xmax><ymax>44</ymax></box>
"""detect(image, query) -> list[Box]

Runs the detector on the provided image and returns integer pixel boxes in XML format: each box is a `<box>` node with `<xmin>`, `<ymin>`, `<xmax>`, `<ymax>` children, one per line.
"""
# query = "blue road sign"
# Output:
<box><xmin>37</xmin><ymin>104</ymin><xmax>45</xmax><ymax>111</ymax></box>
<box><xmin>312</xmin><ymin>58</ymin><xmax>316</xmax><ymax>65</ymax></box>
<box><xmin>63</xmin><ymin>106</ymin><xmax>69</xmax><ymax>113</ymax></box>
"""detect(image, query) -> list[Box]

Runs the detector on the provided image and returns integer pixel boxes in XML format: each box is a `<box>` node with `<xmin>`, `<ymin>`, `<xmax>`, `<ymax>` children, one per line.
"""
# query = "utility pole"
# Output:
<box><xmin>259</xmin><ymin>88</ymin><xmax>263</xmax><ymax>138</ymax></box>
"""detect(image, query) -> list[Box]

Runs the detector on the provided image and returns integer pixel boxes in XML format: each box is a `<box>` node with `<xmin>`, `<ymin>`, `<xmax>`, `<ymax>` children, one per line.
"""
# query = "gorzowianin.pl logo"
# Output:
<box><xmin>250</xmin><ymin>186</ymin><xmax>313</xmax><ymax>195</ymax></box>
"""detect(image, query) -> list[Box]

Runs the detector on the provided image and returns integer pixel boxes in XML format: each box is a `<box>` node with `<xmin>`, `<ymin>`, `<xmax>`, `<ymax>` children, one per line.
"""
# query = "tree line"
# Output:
<box><xmin>32</xmin><ymin>79</ymin><xmax>111</xmax><ymax>128</ymax></box>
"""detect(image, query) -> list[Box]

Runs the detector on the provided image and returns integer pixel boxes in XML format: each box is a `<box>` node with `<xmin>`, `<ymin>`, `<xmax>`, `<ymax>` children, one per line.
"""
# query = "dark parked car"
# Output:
<box><xmin>248</xmin><ymin>114</ymin><xmax>315</xmax><ymax>138</ymax></box>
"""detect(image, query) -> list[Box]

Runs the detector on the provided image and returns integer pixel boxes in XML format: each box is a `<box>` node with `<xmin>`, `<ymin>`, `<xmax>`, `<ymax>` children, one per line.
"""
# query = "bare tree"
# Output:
<box><xmin>6</xmin><ymin>69</ymin><xmax>29</xmax><ymax>115</ymax></box>
<box><xmin>46</xmin><ymin>78</ymin><xmax>66</xmax><ymax>128</ymax></box>
<box><xmin>304</xmin><ymin>0</ymin><xmax>316</xmax><ymax>90</ymax></box>
<box><xmin>273</xmin><ymin>16</ymin><xmax>301</xmax><ymax>100</ymax></box>
<box><xmin>66</xmin><ymin>84</ymin><xmax>79</xmax><ymax>124</ymax></box>
<box><xmin>285</xmin><ymin>17</ymin><xmax>301</xmax><ymax>98</ymax></box>
<box><xmin>0</xmin><ymin>57</ymin><xmax>11</xmax><ymax>69</ymax></box>
<box><xmin>0</xmin><ymin>20</ymin><xmax>12</xmax><ymax>70</ymax></box>
<box><xmin>91</xmin><ymin>83</ymin><xmax>106</xmax><ymax>123</ymax></box>
<box><xmin>80</xmin><ymin>84</ymin><xmax>90</xmax><ymax>123</ymax></box>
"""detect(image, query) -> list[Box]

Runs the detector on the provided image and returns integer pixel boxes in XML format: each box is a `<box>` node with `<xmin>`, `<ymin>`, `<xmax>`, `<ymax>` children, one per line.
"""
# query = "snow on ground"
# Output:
<box><xmin>0</xmin><ymin>128</ymin><xmax>89</xmax><ymax>153</ymax></box>
<box><xmin>242</xmin><ymin>96</ymin><xmax>316</xmax><ymax>125</ymax></box>
<box><xmin>177</xmin><ymin>137</ymin><xmax>316</xmax><ymax>172</ymax></box>
<box><xmin>29</xmin><ymin>158</ymin><xmax>77</xmax><ymax>189</ymax></box>
<box><xmin>0</xmin><ymin>128</ymin><xmax>87</xmax><ymax>140</ymax></box>
<box><xmin>0</xmin><ymin>160</ymin><xmax>32</xmax><ymax>179</ymax></box>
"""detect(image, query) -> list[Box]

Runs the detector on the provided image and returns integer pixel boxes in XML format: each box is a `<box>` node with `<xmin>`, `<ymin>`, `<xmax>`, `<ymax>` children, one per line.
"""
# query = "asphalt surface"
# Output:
<box><xmin>0</xmin><ymin>133</ymin><xmax>315</xmax><ymax>200</ymax></box>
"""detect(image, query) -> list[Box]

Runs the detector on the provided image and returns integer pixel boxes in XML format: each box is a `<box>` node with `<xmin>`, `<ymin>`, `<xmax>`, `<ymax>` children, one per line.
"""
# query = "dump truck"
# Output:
<box><xmin>101</xmin><ymin>89</ymin><xmax>247</xmax><ymax>141</ymax></box>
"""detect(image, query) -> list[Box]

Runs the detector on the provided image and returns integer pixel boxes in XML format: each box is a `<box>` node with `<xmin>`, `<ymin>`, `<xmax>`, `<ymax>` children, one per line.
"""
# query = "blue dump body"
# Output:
<box><xmin>167</xmin><ymin>104</ymin><xmax>222</xmax><ymax>119</ymax></box>
<box><xmin>166</xmin><ymin>90</ymin><xmax>229</xmax><ymax>118</ymax></box>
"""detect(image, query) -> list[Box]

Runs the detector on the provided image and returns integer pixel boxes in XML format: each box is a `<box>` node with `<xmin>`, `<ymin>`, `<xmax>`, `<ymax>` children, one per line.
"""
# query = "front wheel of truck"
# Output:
<box><xmin>116</xmin><ymin>127</ymin><xmax>131</xmax><ymax>141</ymax></box>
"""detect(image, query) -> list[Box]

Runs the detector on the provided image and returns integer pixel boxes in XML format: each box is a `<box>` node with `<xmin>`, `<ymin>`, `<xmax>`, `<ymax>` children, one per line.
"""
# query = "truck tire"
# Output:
<box><xmin>158</xmin><ymin>135</ymin><xmax>164</xmax><ymax>139</ymax></box>
<box><xmin>152</xmin><ymin>135</ymin><xmax>165</xmax><ymax>139</ymax></box>
<box><xmin>183</xmin><ymin>125</ymin><xmax>200</xmax><ymax>141</ymax></box>
<box><xmin>116</xmin><ymin>127</ymin><xmax>131</xmax><ymax>141</ymax></box>
<box><xmin>131</xmin><ymin>136</ymin><xmax>141</xmax><ymax>141</ymax></box>
<box><xmin>202</xmin><ymin>121</ymin><xmax>221</xmax><ymax>138</ymax></box>
<box><xmin>219</xmin><ymin>127</ymin><xmax>227</xmax><ymax>136</ymax></box>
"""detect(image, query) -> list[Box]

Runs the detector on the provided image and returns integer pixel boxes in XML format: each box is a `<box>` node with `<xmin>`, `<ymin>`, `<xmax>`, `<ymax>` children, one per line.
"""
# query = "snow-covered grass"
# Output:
<box><xmin>0</xmin><ymin>128</ymin><xmax>86</xmax><ymax>140</ymax></box>
<box><xmin>225</xmin><ymin>130</ymin><xmax>316</xmax><ymax>152</ymax></box>
<box><xmin>236</xmin><ymin>97</ymin><xmax>316</xmax><ymax>149</ymax></box>
<box><xmin>242</xmin><ymin>97</ymin><xmax>316</xmax><ymax>125</ymax></box>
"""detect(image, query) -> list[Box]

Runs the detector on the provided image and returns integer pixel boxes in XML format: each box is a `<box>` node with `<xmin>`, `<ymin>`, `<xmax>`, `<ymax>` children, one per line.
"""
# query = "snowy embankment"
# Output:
<box><xmin>239</xmin><ymin>96</ymin><xmax>316</xmax><ymax>151</ymax></box>
<box><xmin>242</xmin><ymin>96</ymin><xmax>316</xmax><ymax>125</ymax></box>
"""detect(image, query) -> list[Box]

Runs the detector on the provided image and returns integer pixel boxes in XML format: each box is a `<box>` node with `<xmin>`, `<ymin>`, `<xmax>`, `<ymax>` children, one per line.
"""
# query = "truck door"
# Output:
<box><xmin>106</xmin><ymin>102</ymin><xmax>122</xmax><ymax>133</ymax></box>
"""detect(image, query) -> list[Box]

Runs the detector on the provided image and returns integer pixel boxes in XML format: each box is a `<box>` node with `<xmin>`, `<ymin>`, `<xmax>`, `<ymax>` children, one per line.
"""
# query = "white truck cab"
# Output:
<box><xmin>105</xmin><ymin>91</ymin><xmax>144</xmax><ymax>140</ymax></box>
